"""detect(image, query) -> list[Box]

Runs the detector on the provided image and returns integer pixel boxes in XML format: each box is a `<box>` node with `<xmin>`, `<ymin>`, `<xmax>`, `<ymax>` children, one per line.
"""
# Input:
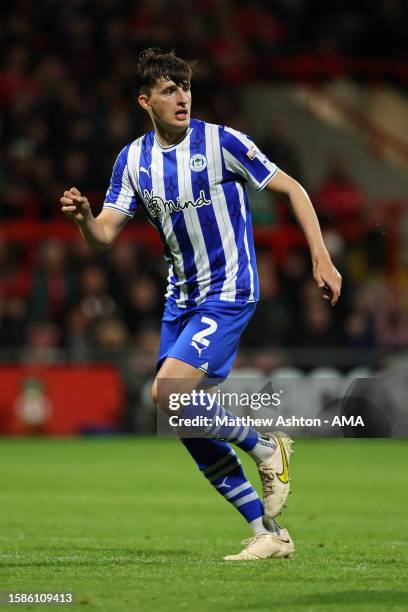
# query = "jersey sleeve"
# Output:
<box><xmin>220</xmin><ymin>126</ymin><xmax>278</xmax><ymax>191</ymax></box>
<box><xmin>103</xmin><ymin>144</ymin><xmax>139</xmax><ymax>217</ymax></box>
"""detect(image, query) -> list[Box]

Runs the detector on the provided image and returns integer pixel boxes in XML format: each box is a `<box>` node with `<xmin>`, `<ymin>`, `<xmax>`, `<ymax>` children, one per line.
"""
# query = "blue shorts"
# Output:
<box><xmin>157</xmin><ymin>299</ymin><xmax>257</xmax><ymax>381</ymax></box>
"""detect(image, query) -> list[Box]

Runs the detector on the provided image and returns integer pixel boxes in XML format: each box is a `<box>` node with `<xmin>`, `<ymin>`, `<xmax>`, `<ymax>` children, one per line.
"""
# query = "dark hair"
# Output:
<box><xmin>136</xmin><ymin>48</ymin><xmax>196</xmax><ymax>93</ymax></box>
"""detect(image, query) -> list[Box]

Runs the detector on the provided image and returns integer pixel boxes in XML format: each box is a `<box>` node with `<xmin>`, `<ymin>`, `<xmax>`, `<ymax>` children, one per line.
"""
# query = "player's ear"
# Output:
<box><xmin>138</xmin><ymin>94</ymin><xmax>151</xmax><ymax>111</ymax></box>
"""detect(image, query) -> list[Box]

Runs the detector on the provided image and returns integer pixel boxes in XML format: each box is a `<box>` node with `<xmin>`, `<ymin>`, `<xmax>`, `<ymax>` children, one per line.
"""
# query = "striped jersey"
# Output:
<box><xmin>103</xmin><ymin>118</ymin><xmax>278</xmax><ymax>308</ymax></box>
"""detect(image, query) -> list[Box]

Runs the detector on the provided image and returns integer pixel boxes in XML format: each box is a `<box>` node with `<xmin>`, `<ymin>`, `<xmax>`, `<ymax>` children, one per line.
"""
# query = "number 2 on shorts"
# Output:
<box><xmin>191</xmin><ymin>316</ymin><xmax>218</xmax><ymax>351</ymax></box>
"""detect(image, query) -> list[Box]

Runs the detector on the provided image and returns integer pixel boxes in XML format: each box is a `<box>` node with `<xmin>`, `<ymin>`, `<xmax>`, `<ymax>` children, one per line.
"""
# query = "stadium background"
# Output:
<box><xmin>1</xmin><ymin>0</ymin><xmax>407</xmax><ymax>435</ymax></box>
<box><xmin>1</xmin><ymin>2</ymin><xmax>408</xmax><ymax>610</ymax></box>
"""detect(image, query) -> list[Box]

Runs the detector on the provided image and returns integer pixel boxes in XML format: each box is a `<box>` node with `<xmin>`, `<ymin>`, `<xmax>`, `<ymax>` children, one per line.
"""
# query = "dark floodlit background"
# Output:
<box><xmin>1</xmin><ymin>0</ymin><xmax>407</xmax><ymax>435</ymax></box>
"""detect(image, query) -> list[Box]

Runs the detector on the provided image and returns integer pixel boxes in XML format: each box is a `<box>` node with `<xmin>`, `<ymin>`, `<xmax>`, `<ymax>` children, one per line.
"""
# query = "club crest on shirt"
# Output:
<box><xmin>143</xmin><ymin>189</ymin><xmax>211</xmax><ymax>220</ymax></box>
<box><xmin>189</xmin><ymin>154</ymin><xmax>207</xmax><ymax>172</ymax></box>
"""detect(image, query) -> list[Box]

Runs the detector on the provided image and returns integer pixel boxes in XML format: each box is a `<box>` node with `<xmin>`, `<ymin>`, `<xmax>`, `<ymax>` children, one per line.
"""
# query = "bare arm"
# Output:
<box><xmin>60</xmin><ymin>187</ymin><xmax>130</xmax><ymax>252</ymax></box>
<box><xmin>266</xmin><ymin>170</ymin><xmax>342</xmax><ymax>305</ymax></box>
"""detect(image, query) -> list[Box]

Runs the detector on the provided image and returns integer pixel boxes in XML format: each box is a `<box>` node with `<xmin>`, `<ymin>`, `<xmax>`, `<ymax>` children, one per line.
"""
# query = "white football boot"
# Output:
<box><xmin>258</xmin><ymin>432</ymin><xmax>293</xmax><ymax>518</ymax></box>
<box><xmin>223</xmin><ymin>528</ymin><xmax>294</xmax><ymax>561</ymax></box>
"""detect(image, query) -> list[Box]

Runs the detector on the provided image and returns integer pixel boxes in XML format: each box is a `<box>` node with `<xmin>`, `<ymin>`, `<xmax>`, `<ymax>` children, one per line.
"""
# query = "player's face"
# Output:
<box><xmin>140</xmin><ymin>79</ymin><xmax>191</xmax><ymax>131</ymax></box>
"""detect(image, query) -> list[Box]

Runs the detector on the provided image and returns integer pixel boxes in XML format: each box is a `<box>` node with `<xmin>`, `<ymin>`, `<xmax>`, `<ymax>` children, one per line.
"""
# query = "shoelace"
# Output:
<box><xmin>258</xmin><ymin>464</ymin><xmax>275</xmax><ymax>495</ymax></box>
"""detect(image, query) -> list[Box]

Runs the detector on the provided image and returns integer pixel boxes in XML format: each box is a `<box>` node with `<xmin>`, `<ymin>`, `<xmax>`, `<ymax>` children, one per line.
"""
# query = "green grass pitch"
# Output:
<box><xmin>1</xmin><ymin>438</ymin><xmax>407</xmax><ymax>611</ymax></box>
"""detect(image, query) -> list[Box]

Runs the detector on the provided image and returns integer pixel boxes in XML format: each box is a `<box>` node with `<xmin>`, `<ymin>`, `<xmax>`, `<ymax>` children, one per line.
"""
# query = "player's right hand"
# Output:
<box><xmin>60</xmin><ymin>187</ymin><xmax>91</xmax><ymax>225</ymax></box>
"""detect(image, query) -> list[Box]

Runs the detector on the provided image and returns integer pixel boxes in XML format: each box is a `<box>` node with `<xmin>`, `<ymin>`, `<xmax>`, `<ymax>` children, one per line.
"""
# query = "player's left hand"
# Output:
<box><xmin>313</xmin><ymin>255</ymin><xmax>342</xmax><ymax>306</ymax></box>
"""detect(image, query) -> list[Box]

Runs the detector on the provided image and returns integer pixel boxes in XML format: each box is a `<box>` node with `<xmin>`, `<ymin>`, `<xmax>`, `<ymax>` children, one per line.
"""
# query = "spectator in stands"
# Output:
<box><xmin>123</xmin><ymin>275</ymin><xmax>162</xmax><ymax>336</ymax></box>
<box><xmin>63</xmin><ymin>305</ymin><xmax>92</xmax><ymax>362</ymax></box>
<box><xmin>0</xmin><ymin>295</ymin><xmax>27</xmax><ymax>348</ymax></box>
<box><xmin>106</xmin><ymin>242</ymin><xmax>139</xmax><ymax>310</ymax></box>
<box><xmin>242</xmin><ymin>253</ymin><xmax>291</xmax><ymax>347</ymax></box>
<box><xmin>29</xmin><ymin>239</ymin><xmax>73</xmax><ymax>325</ymax></box>
<box><xmin>372</xmin><ymin>280</ymin><xmax>408</xmax><ymax>350</ymax></box>
<box><xmin>260</xmin><ymin>122</ymin><xmax>303</xmax><ymax>185</ymax></box>
<box><xmin>297</xmin><ymin>302</ymin><xmax>340</xmax><ymax>349</ymax></box>
<box><xmin>60</xmin><ymin>150</ymin><xmax>93</xmax><ymax>192</ymax></box>
<box><xmin>291</xmin><ymin>279</ymin><xmax>341</xmax><ymax>348</ymax></box>
<box><xmin>68</xmin><ymin>239</ymin><xmax>98</xmax><ymax>268</ymax></box>
<box><xmin>23</xmin><ymin>322</ymin><xmax>63</xmax><ymax>363</ymax></box>
<box><xmin>75</xmin><ymin>264</ymin><xmax>116</xmax><ymax>321</ymax></box>
<box><xmin>314</xmin><ymin>157</ymin><xmax>365</xmax><ymax>224</ymax></box>
<box><xmin>278</xmin><ymin>248</ymin><xmax>309</xmax><ymax>320</ymax></box>
<box><xmin>342</xmin><ymin>287</ymin><xmax>377</xmax><ymax>362</ymax></box>
<box><xmin>0</xmin><ymin>238</ymin><xmax>30</xmax><ymax>298</ymax></box>
<box><xmin>92</xmin><ymin>317</ymin><xmax>130</xmax><ymax>355</ymax></box>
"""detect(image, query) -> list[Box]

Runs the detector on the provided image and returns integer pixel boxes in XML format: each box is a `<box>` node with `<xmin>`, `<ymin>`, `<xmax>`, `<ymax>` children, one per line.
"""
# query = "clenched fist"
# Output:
<box><xmin>60</xmin><ymin>187</ymin><xmax>91</xmax><ymax>225</ymax></box>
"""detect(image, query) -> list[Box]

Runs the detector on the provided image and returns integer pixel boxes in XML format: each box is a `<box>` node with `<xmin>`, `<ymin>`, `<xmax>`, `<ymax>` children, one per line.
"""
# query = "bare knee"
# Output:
<box><xmin>151</xmin><ymin>358</ymin><xmax>205</xmax><ymax>412</ymax></box>
<box><xmin>151</xmin><ymin>376</ymin><xmax>200</xmax><ymax>414</ymax></box>
<box><xmin>151</xmin><ymin>378</ymin><xmax>179</xmax><ymax>413</ymax></box>
<box><xmin>150</xmin><ymin>379</ymin><xmax>158</xmax><ymax>406</ymax></box>
<box><xmin>150</xmin><ymin>377</ymin><xmax>175</xmax><ymax>412</ymax></box>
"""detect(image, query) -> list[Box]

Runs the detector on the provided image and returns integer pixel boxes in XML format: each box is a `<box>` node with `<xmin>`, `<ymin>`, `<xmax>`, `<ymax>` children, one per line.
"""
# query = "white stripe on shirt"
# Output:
<box><xmin>236</xmin><ymin>182</ymin><xmax>255</xmax><ymax>301</ymax></box>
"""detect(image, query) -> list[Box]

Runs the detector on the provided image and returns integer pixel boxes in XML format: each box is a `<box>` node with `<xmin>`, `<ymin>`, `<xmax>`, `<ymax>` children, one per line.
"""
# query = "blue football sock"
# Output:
<box><xmin>179</xmin><ymin>392</ymin><xmax>259</xmax><ymax>452</ymax></box>
<box><xmin>181</xmin><ymin>437</ymin><xmax>265</xmax><ymax>530</ymax></box>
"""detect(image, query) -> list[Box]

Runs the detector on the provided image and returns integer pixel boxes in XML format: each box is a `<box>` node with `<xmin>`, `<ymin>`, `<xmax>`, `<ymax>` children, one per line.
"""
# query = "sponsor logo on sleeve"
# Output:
<box><xmin>246</xmin><ymin>147</ymin><xmax>257</xmax><ymax>160</ymax></box>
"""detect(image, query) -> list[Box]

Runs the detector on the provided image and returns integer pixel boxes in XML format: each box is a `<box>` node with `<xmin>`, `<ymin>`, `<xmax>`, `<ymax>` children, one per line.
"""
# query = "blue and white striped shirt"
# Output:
<box><xmin>103</xmin><ymin>118</ymin><xmax>278</xmax><ymax>308</ymax></box>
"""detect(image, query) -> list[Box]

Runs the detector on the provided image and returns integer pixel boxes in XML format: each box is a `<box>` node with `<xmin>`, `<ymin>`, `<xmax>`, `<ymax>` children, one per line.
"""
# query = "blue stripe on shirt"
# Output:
<box><xmin>220</xmin><ymin>127</ymin><xmax>274</xmax><ymax>189</ymax></box>
<box><xmin>189</xmin><ymin>120</ymin><xmax>227</xmax><ymax>300</ymax></box>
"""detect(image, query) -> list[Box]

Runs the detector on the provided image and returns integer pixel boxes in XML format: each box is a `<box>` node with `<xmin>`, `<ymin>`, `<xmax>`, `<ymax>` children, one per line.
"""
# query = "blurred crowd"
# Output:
<box><xmin>1</xmin><ymin>0</ymin><xmax>407</xmax><ymax>375</ymax></box>
<box><xmin>1</xmin><ymin>0</ymin><xmax>407</xmax><ymax>221</ymax></box>
<box><xmin>0</xmin><ymin>229</ymin><xmax>407</xmax><ymax>372</ymax></box>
